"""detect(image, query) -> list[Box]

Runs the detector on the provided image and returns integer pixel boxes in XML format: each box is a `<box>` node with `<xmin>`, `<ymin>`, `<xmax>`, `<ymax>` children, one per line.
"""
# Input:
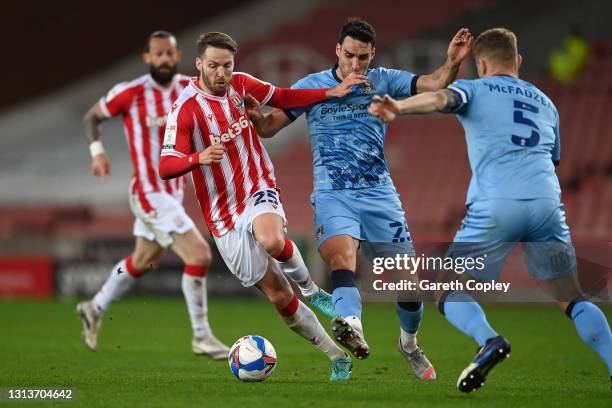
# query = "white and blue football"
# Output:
<box><xmin>228</xmin><ymin>335</ymin><xmax>277</xmax><ymax>382</ymax></box>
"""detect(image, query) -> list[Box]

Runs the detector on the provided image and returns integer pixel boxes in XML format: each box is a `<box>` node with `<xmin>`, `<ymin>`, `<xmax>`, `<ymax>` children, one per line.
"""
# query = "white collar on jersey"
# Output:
<box><xmin>189</xmin><ymin>78</ymin><xmax>228</xmax><ymax>101</ymax></box>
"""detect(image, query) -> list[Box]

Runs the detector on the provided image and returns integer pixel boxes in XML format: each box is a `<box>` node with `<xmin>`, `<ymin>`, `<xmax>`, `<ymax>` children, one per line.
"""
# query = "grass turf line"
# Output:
<box><xmin>0</xmin><ymin>298</ymin><xmax>610</xmax><ymax>407</ymax></box>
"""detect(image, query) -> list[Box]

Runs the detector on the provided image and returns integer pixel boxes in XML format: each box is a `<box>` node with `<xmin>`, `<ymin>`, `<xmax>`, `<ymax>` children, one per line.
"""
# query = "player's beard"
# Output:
<box><xmin>150</xmin><ymin>63</ymin><xmax>177</xmax><ymax>86</ymax></box>
<box><xmin>202</xmin><ymin>73</ymin><xmax>230</xmax><ymax>95</ymax></box>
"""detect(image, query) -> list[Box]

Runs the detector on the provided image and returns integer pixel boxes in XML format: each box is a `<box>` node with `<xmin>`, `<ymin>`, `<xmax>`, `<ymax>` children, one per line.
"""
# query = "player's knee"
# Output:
<box><xmin>185</xmin><ymin>240</ymin><xmax>212</xmax><ymax>266</ymax></box>
<box><xmin>326</xmin><ymin>250</ymin><xmax>355</xmax><ymax>271</ymax></box>
<box><xmin>257</xmin><ymin>232</ymin><xmax>285</xmax><ymax>258</ymax></box>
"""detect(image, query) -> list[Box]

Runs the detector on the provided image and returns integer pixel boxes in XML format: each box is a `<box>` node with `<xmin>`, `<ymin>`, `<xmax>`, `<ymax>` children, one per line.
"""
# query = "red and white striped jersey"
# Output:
<box><xmin>99</xmin><ymin>73</ymin><xmax>190</xmax><ymax>201</ymax></box>
<box><xmin>161</xmin><ymin>73</ymin><xmax>278</xmax><ymax>236</ymax></box>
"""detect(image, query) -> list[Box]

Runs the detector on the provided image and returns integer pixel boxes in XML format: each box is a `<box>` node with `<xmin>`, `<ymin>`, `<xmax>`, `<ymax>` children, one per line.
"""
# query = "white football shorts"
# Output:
<box><xmin>129</xmin><ymin>189</ymin><xmax>195</xmax><ymax>248</ymax></box>
<box><xmin>213</xmin><ymin>188</ymin><xmax>287</xmax><ymax>287</ymax></box>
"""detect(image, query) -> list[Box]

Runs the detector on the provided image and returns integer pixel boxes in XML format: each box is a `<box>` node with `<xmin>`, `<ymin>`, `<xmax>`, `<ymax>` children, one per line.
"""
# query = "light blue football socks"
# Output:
<box><xmin>331</xmin><ymin>269</ymin><xmax>362</xmax><ymax>319</ymax></box>
<box><xmin>440</xmin><ymin>290</ymin><xmax>498</xmax><ymax>347</ymax></box>
<box><xmin>567</xmin><ymin>299</ymin><xmax>612</xmax><ymax>376</ymax></box>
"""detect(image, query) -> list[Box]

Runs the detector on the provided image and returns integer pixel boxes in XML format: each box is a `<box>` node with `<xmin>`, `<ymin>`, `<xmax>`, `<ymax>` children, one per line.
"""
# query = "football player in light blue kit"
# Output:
<box><xmin>369</xmin><ymin>27</ymin><xmax>612</xmax><ymax>392</ymax></box>
<box><xmin>246</xmin><ymin>18</ymin><xmax>473</xmax><ymax>380</ymax></box>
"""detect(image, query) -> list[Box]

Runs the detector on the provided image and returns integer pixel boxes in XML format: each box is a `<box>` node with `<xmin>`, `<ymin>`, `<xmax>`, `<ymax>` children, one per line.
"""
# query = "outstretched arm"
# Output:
<box><xmin>244</xmin><ymin>95</ymin><xmax>292</xmax><ymax>138</ymax></box>
<box><xmin>244</xmin><ymin>72</ymin><xmax>367</xmax><ymax>138</ymax></box>
<box><xmin>266</xmin><ymin>72</ymin><xmax>367</xmax><ymax>109</ymax></box>
<box><xmin>83</xmin><ymin>102</ymin><xmax>111</xmax><ymax>182</ymax></box>
<box><xmin>416</xmin><ymin>28</ymin><xmax>473</xmax><ymax>93</ymax></box>
<box><xmin>368</xmin><ymin>89</ymin><xmax>462</xmax><ymax>123</ymax></box>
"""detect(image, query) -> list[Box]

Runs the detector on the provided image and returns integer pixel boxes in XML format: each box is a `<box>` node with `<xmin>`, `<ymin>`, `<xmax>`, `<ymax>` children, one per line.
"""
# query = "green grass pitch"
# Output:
<box><xmin>0</xmin><ymin>297</ymin><xmax>610</xmax><ymax>407</ymax></box>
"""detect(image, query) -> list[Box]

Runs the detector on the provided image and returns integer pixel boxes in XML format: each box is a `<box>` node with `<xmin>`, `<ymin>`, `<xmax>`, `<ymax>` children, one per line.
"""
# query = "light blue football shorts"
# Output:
<box><xmin>446</xmin><ymin>198</ymin><xmax>576</xmax><ymax>281</ymax></box>
<box><xmin>310</xmin><ymin>183</ymin><xmax>415</xmax><ymax>259</ymax></box>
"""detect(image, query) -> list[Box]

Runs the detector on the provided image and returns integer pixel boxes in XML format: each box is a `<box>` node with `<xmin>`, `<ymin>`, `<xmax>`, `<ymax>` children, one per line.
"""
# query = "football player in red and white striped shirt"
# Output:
<box><xmin>159</xmin><ymin>32</ymin><xmax>367</xmax><ymax>380</ymax></box>
<box><xmin>77</xmin><ymin>31</ymin><xmax>229</xmax><ymax>359</ymax></box>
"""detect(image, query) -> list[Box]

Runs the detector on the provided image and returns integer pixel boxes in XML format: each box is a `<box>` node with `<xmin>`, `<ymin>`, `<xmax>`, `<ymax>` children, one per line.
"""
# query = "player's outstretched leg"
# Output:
<box><xmin>257</xmin><ymin>264</ymin><xmax>351</xmax><ymax>381</ymax></box>
<box><xmin>565</xmin><ymin>298</ymin><xmax>612</xmax><ymax>381</ymax></box>
<box><xmin>78</xmin><ymin>255</ymin><xmax>149</xmax><ymax>351</ymax></box>
<box><xmin>171</xmin><ymin>230</ymin><xmax>230</xmax><ymax>359</ymax></box>
<box><xmin>281</xmin><ymin>295</ymin><xmax>352</xmax><ymax>381</ymax></box>
<box><xmin>318</xmin><ymin>236</ymin><xmax>369</xmax><ymax>359</ymax></box>
<box><xmin>439</xmin><ymin>290</ymin><xmax>510</xmax><ymax>392</ymax></box>
<box><xmin>396</xmin><ymin>301</ymin><xmax>436</xmax><ymax>380</ymax></box>
<box><xmin>330</xmin><ymin>268</ymin><xmax>370</xmax><ymax>360</ymax></box>
<box><xmin>273</xmin><ymin>237</ymin><xmax>335</xmax><ymax>318</ymax></box>
<box><xmin>182</xmin><ymin>265</ymin><xmax>230</xmax><ymax>359</ymax></box>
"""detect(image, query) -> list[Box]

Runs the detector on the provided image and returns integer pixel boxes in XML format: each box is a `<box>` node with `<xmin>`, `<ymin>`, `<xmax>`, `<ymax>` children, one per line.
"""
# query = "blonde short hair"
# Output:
<box><xmin>473</xmin><ymin>28</ymin><xmax>518</xmax><ymax>62</ymax></box>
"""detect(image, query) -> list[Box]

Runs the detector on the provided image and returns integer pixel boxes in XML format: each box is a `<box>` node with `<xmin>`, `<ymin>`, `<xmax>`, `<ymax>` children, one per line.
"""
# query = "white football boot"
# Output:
<box><xmin>77</xmin><ymin>301</ymin><xmax>102</xmax><ymax>351</ymax></box>
<box><xmin>192</xmin><ymin>335</ymin><xmax>230</xmax><ymax>360</ymax></box>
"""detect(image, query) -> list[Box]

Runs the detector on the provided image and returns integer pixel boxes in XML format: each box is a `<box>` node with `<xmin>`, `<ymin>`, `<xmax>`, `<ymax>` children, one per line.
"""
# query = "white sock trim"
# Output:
<box><xmin>285</xmin><ymin>301</ymin><xmax>345</xmax><ymax>361</ymax></box>
<box><xmin>91</xmin><ymin>259</ymin><xmax>135</xmax><ymax>313</ymax></box>
<box><xmin>181</xmin><ymin>274</ymin><xmax>211</xmax><ymax>338</ymax></box>
<box><xmin>400</xmin><ymin>328</ymin><xmax>418</xmax><ymax>352</ymax></box>
<box><xmin>277</xmin><ymin>243</ymin><xmax>318</xmax><ymax>298</ymax></box>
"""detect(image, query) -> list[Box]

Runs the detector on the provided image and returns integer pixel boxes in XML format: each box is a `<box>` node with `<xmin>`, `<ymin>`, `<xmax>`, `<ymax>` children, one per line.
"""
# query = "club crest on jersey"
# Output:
<box><xmin>316</xmin><ymin>225</ymin><xmax>324</xmax><ymax>239</ymax></box>
<box><xmin>360</xmin><ymin>80</ymin><xmax>376</xmax><ymax>94</ymax></box>
<box><xmin>230</xmin><ymin>94</ymin><xmax>244</xmax><ymax>109</ymax></box>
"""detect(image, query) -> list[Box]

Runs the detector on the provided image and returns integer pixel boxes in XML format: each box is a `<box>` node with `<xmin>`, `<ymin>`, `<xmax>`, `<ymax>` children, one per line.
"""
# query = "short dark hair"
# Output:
<box><xmin>473</xmin><ymin>28</ymin><xmax>518</xmax><ymax>62</ymax></box>
<box><xmin>338</xmin><ymin>18</ymin><xmax>376</xmax><ymax>46</ymax></box>
<box><xmin>197</xmin><ymin>32</ymin><xmax>238</xmax><ymax>56</ymax></box>
<box><xmin>144</xmin><ymin>30</ymin><xmax>176</xmax><ymax>52</ymax></box>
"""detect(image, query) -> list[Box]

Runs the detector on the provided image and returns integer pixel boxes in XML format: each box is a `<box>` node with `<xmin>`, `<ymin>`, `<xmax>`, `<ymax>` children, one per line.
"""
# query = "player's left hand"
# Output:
<box><xmin>244</xmin><ymin>94</ymin><xmax>263</xmax><ymax>123</ymax></box>
<box><xmin>446</xmin><ymin>28</ymin><xmax>474</xmax><ymax>66</ymax></box>
<box><xmin>326</xmin><ymin>72</ymin><xmax>368</xmax><ymax>98</ymax></box>
<box><xmin>368</xmin><ymin>94</ymin><xmax>400</xmax><ymax>123</ymax></box>
<box><xmin>91</xmin><ymin>153</ymin><xmax>110</xmax><ymax>183</ymax></box>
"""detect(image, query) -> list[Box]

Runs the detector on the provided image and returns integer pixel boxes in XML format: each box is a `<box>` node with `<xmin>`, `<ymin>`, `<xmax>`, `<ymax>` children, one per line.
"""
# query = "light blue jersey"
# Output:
<box><xmin>286</xmin><ymin>65</ymin><xmax>418</xmax><ymax>191</ymax></box>
<box><xmin>448</xmin><ymin>75</ymin><xmax>561</xmax><ymax>205</ymax></box>
<box><xmin>446</xmin><ymin>75</ymin><xmax>574</xmax><ymax>281</ymax></box>
<box><xmin>285</xmin><ymin>65</ymin><xmax>417</xmax><ymax>250</ymax></box>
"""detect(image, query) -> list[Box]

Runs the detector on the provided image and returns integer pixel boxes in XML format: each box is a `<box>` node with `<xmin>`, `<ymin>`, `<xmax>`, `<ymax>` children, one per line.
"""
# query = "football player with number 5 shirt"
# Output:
<box><xmin>368</xmin><ymin>27</ymin><xmax>612</xmax><ymax>392</ymax></box>
<box><xmin>159</xmin><ymin>32</ymin><xmax>366</xmax><ymax>381</ymax></box>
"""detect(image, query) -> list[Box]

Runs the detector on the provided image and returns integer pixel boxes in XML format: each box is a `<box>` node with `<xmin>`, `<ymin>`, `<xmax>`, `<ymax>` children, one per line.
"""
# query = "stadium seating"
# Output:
<box><xmin>238</xmin><ymin>0</ymin><xmax>488</xmax><ymax>86</ymax></box>
<box><xmin>536</xmin><ymin>46</ymin><xmax>612</xmax><ymax>239</ymax></box>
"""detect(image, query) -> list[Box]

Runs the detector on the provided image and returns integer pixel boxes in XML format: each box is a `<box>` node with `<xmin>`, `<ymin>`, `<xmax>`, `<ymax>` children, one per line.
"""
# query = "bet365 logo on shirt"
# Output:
<box><xmin>211</xmin><ymin>115</ymin><xmax>250</xmax><ymax>144</ymax></box>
